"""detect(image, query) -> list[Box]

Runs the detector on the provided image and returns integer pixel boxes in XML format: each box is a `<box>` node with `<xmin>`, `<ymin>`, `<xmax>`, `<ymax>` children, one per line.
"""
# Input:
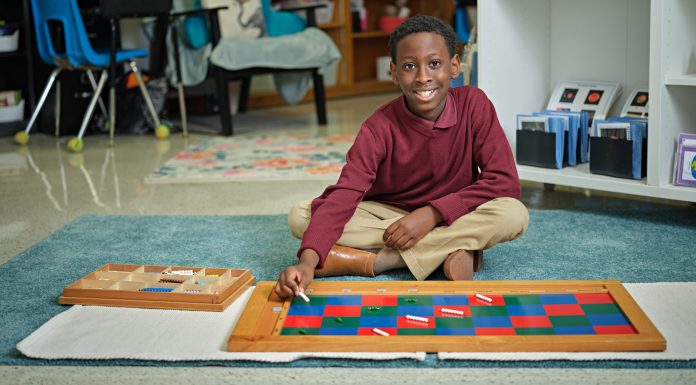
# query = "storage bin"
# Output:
<box><xmin>0</xmin><ymin>99</ymin><xmax>24</xmax><ymax>123</ymax></box>
<box><xmin>0</xmin><ymin>26</ymin><xmax>19</xmax><ymax>52</ymax></box>
<box><xmin>516</xmin><ymin>129</ymin><xmax>568</xmax><ymax>169</ymax></box>
<box><xmin>589</xmin><ymin>137</ymin><xmax>647</xmax><ymax>179</ymax></box>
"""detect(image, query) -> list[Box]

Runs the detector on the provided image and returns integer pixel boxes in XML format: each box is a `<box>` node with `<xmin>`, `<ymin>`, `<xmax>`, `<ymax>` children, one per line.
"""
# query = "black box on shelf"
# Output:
<box><xmin>516</xmin><ymin>130</ymin><xmax>568</xmax><ymax>169</ymax></box>
<box><xmin>589</xmin><ymin>137</ymin><xmax>647</xmax><ymax>179</ymax></box>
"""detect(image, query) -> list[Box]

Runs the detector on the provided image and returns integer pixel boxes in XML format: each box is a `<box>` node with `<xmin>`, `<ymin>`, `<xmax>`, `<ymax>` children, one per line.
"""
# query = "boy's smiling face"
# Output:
<box><xmin>391</xmin><ymin>32</ymin><xmax>460</xmax><ymax>122</ymax></box>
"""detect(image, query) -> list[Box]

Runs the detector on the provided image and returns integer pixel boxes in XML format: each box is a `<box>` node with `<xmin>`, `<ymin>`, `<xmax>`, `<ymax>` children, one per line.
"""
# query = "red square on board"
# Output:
<box><xmin>434</xmin><ymin>306</ymin><xmax>471</xmax><ymax>317</ymax></box>
<box><xmin>283</xmin><ymin>316</ymin><xmax>323</xmax><ymax>328</ymax></box>
<box><xmin>358</xmin><ymin>327</ymin><xmax>397</xmax><ymax>336</ymax></box>
<box><xmin>510</xmin><ymin>316</ymin><xmax>552</xmax><ymax>328</ymax></box>
<box><xmin>323</xmin><ymin>305</ymin><xmax>362</xmax><ymax>317</ymax></box>
<box><xmin>575</xmin><ymin>293</ymin><xmax>615</xmax><ymax>304</ymax></box>
<box><xmin>475</xmin><ymin>327</ymin><xmax>516</xmax><ymax>336</ymax></box>
<box><xmin>362</xmin><ymin>295</ymin><xmax>398</xmax><ymax>306</ymax></box>
<box><xmin>469</xmin><ymin>294</ymin><xmax>504</xmax><ymax>306</ymax></box>
<box><xmin>544</xmin><ymin>304</ymin><xmax>584</xmax><ymax>316</ymax></box>
<box><xmin>398</xmin><ymin>316</ymin><xmax>434</xmax><ymax>329</ymax></box>
<box><xmin>594</xmin><ymin>325</ymin><xmax>637</xmax><ymax>335</ymax></box>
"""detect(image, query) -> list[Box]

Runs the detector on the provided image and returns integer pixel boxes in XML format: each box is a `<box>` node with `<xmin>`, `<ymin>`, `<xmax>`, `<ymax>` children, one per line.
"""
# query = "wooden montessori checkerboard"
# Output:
<box><xmin>227</xmin><ymin>280</ymin><xmax>665</xmax><ymax>352</ymax></box>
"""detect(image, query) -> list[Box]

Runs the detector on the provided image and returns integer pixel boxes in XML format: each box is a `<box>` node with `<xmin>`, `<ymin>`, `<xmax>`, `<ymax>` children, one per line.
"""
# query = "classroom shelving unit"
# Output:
<box><xmin>478</xmin><ymin>0</ymin><xmax>696</xmax><ymax>202</ymax></box>
<box><xmin>250</xmin><ymin>0</ymin><xmax>455</xmax><ymax>107</ymax></box>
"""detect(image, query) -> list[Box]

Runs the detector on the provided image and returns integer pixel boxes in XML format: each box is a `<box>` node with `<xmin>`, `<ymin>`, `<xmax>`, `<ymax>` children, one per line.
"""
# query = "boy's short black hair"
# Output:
<box><xmin>388</xmin><ymin>15</ymin><xmax>458</xmax><ymax>63</ymax></box>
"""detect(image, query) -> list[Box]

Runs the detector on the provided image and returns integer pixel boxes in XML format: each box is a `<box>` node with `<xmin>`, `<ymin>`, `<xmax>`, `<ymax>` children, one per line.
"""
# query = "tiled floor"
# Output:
<box><xmin>0</xmin><ymin>92</ymin><xmax>693</xmax><ymax>384</ymax></box>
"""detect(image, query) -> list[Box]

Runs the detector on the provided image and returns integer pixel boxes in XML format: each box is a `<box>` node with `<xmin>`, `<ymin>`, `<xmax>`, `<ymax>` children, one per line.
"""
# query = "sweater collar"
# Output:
<box><xmin>398</xmin><ymin>91</ymin><xmax>458</xmax><ymax>134</ymax></box>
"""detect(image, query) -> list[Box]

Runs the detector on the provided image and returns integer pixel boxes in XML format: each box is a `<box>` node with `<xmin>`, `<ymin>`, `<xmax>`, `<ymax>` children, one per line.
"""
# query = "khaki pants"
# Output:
<box><xmin>288</xmin><ymin>197</ymin><xmax>529</xmax><ymax>280</ymax></box>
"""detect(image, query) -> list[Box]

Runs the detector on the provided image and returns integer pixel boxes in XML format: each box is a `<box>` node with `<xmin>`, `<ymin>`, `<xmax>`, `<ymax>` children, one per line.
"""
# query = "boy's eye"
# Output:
<box><xmin>430</xmin><ymin>60</ymin><xmax>442</xmax><ymax>68</ymax></box>
<box><xmin>403</xmin><ymin>63</ymin><xmax>416</xmax><ymax>71</ymax></box>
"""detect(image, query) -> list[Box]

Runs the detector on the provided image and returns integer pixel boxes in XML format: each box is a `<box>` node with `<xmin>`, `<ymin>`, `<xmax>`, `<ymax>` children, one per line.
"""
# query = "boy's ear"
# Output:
<box><xmin>450</xmin><ymin>54</ymin><xmax>461</xmax><ymax>79</ymax></box>
<box><xmin>390</xmin><ymin>61</ymin><xmax>399</xmax><ymax>85</ymax></box>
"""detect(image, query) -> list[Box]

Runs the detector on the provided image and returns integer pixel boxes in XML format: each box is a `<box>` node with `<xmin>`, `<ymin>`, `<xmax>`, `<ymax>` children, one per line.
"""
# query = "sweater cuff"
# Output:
<box><xmin>429</xmin><ymin>193</ymin><xmax>472</xmax><ymax>225</ymax></box>
<box><xmin>298</xmin><ymin>238</ymin><xmax>333</xmax><ymax>268</ymax></box>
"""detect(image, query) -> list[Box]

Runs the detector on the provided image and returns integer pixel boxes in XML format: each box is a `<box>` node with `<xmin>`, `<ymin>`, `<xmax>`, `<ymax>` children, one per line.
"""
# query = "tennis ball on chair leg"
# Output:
<box><xmin>14</xmin><ymin>131</ymin><xmax>29</xmax><ymax>145</ymax></box>
<box><xmin>67</xmin><ymin>137</ymin><xmax>84</xmax><ymax>152</ymax></box>
<box><xmin>155</xmin><ymin>124</ymin><xmax>170</xmax><ymax>139</ymax></box>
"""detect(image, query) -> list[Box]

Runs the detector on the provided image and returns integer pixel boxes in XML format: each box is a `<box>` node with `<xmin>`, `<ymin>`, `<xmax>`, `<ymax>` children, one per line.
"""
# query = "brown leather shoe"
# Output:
<box><xmin>443</xmin><ymin>250</ymin><xmax>483</xmax><ymax>280</ymax></box>
<box><xmin>314</xmin><ymin>245</ymin><xmax>377</xmax><ymax>277</ymax></box>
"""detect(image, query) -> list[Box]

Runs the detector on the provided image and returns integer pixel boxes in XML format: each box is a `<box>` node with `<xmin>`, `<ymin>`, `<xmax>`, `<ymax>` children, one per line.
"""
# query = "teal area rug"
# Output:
<box><xmin>144</xmin><ymin>134</ymin><xmax>354</xmax><ymax>184</ymax></box>
<box><xmin>2</xmin><ymin>209</ymin><xmax>695</xmax><ymax>368</ymax></box>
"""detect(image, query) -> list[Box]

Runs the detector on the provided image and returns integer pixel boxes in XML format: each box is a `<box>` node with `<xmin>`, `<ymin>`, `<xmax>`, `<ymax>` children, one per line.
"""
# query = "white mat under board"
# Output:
<box><xmin>16</xmin><ymin>283</ymin><xmax>695</xmax><ymax>362</ymax></box>
<box><xmin>16</xmin><ymin>287</ymin><xmax>425</xmax><ymax>362</ymax></box>
<box><xmin>440</xmin><ymin>282</ymin><xmax>696</xmax><ymax>361</ymax></box>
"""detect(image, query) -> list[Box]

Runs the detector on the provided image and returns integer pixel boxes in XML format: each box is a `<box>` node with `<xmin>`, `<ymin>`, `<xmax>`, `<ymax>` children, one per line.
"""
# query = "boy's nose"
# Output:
<box><xmin>416</xmin><ymin>67</ymin><xmax>432</xmax><ymax>83</ymax></box>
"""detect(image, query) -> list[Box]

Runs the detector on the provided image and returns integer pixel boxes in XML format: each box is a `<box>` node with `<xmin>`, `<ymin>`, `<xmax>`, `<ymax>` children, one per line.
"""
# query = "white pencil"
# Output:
<box><xmin>372</xmin><ymin>328</ymin><xmax>390</xmax><ymax>336</ymax></box>
<box><xmin>298</xmin><ymin>291</ymin><xmax>310</xmax><ymax>303</ymax></box>
<box><xmin>475</xmin><ymin>293</ymin><xmax>493</xmax><ymax>303</ymax></box>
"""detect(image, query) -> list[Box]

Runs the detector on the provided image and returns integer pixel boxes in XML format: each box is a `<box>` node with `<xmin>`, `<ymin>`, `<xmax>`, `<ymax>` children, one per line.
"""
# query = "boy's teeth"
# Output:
<box><xmin>416</xmin><ymin>90</ymin><xmax>435</xmax><ymax>97</ymax></box>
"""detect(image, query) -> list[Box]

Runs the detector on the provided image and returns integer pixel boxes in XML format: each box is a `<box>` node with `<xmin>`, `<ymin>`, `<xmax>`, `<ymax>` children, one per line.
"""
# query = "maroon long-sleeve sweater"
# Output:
<box><xmin>299</xmin><ymin>86</ymin><xmax>520</xmax><ymax>267</ymax></box>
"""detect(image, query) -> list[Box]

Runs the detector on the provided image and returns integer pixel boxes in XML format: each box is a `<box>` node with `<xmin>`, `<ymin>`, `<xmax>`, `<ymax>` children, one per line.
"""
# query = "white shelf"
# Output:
<box><xmin>518</xmin><ymin>164</ymin><xmax>696</xmax><ymax>202</ymax></box>
<box><xmin>665</xmin><ymin>74</ymin><xmax>696</xmax><ymax>87</ymax></box>
<box><xmin>479</xmin><ymin>0</ymin><xmax>696</xmax><ymax>203</ymax></box>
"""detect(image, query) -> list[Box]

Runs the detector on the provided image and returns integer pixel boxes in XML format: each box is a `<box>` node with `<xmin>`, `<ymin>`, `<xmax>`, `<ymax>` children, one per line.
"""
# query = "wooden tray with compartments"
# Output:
<box><xmin>59</xmin><ymin>264</ymin><xmax>255</xmax><ymax>311</ymax></box>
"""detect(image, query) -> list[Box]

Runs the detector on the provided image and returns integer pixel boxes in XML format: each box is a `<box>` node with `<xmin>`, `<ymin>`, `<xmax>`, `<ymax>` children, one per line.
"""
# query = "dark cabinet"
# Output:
<box><xmin>0</xmin><ymin>0</ymin><xmax>35</xmax><ymax>137</ymax></box>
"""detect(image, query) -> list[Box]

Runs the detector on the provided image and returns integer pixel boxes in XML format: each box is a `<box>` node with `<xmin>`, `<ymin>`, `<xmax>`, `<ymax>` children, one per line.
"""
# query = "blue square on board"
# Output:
<box><xmin>539</xmin><ymin>294</ymin><xmax>578</xmax><ymax>304</ymax></box>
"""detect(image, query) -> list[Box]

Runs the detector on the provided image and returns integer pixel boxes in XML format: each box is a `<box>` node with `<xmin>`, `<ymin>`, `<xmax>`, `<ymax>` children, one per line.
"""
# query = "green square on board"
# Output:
<box><xmin>435</xmin><ymin>317</ymin><xmax>473</xmax><ymax>328</ymax></box>
<box><xmin>291</xmin><ymin>296</ymin><xmax>327</xmax><ymax>306</ymax></box>
<box><xmin>280</xmin><ymin>328</ymin><xmax>320</xmax><ymax>335</ymax></box>
<box><xmin>580</xmin><ymin>303</ymin><xmax>621</xmax><ymax>314</ymax></box>
<box><xmin>398</xmin><ymin>295</ymin><xmax>433</xmax><ymax>306</ymax></box>
<box><xmin>549</xmin><ymin>315</ymin><xmax>591</xmax><ymax>327</ymax></box>
<box><xmin>470</xmin><ymin>306</ymin><xmax>509</xmax><ymax>316</ymax></box>
<box><xmin>504</xmin><ymin>295</ymin><xmax>541</xmax><ymax>305</ymax></box>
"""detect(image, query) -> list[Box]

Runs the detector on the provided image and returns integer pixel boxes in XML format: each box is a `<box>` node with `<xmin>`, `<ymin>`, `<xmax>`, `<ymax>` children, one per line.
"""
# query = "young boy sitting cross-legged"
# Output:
<box><xmin>274</xmin><ymin>15</ymin><xmax>529</xmax><ymax>299</ymax></box>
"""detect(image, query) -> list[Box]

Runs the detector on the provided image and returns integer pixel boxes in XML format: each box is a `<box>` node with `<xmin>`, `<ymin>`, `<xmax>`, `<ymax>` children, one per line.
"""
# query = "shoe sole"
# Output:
<box><xmin>443</xmin><ymin>250</ymin><xmax>474</xmax><ymax>281</ymax></box>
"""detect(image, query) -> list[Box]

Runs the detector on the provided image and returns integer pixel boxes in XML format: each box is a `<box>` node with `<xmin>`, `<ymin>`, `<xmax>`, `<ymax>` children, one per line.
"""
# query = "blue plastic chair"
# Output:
<box><xmin>17</xmin><ymin>0</ymin><xmax>166</xmax><ymax>151</ymax></box>
<box><xmin>259</xmin><ymin>0</ymin><xmax>306</xmax><ymax>37</ymax></box>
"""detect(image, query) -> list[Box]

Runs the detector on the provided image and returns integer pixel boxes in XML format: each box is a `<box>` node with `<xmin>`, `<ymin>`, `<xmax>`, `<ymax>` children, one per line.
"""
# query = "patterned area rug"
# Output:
<box><xmin>145</xmin><ymin>134</ymin><xmax>355</xmax><ymax>183</ymax></box>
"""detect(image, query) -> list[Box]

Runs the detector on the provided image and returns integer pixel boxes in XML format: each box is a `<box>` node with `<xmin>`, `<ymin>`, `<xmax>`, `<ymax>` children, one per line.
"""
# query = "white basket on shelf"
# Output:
<box><xmin>0</xmin><ymin>29</ymin><xmax>19</xmax><ymax>52</ymax></box>
<box><xmin>0</xmin><ymin>99</ymin><xmax>24</xmax><ymax>123</ymax></box>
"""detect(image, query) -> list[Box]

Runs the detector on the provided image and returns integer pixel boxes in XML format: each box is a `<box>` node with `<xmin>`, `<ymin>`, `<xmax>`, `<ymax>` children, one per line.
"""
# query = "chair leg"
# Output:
<box><xmin>109</xmin><ymin>87</ymin><xmax>116</xmax><ymax>146</ymax></box>
<box><xmin>76</xmin><ymin>70</ymin><xmax>108</xmax><ymax>140</ymax></box>
<box><xmin>170</xmin><ymin>20</ymin><xmax>188</xmax><ymax>136</ymax></box>
<box><xmin>177</xmin><ymin>83</ymin><xmax>188</xmax><ymax>136</ymax></box>
<box><xmin>86</xmin><ymin>69</ymin><xmax>110</xmax><ymax>123</ymax></box>
<box><xmin>216</xmin><ymin>69</ymin><xmax>233</xmax><ymax>136</ymax></box>
<box><xmin>238</xmin><ymin>77</ymin><xmax>251</xmax><ymax>114</ymax></box>
<box><xmin>24</xmin><ymin>68</ymin><xmax>62</xmax><ymax>135</ymax></box>
<box><xmin>54</xmin><ymin>80</ymin><xmax>61</xmax><ymax>137</ymax></box>
<box><xmin>128</xmin><ymin>61</ymin><xmax>162</xmax><ymax>128</ymax></box>
<box><xmin>312</xmin><ymin>70</ymin><xmax>327</xmax><ymax>125</ymax></box>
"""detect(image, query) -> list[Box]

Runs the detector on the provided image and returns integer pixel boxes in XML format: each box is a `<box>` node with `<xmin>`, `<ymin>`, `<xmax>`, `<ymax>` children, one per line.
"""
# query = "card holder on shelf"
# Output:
<box><xmin>589</xmin><ymin>137</ymin><xmax>647</xmax><ymax>180</ymax></box>
<box><xmin>515</xmin><ymin>114</ymin><xmax>566</xmax><ymax>169</ymax></box>
<box><xmin>516</xmin><ymin>130</ymin><xmax>567</xmax><ymax>169</ymax></box>
<box><xmin>589</xmin><ymin>117</ymin><xmax>647</xmax><ymax>180</ymax></box>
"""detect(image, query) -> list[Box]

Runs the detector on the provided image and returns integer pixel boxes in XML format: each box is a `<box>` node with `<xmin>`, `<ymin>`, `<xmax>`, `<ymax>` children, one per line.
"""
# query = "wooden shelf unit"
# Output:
<box><xmin>249</xmin><ymin>0</ymin><xmax>455</xmax><ymax>108</ymax></box>
<box><xmin>478</xmin><ymin>0</ymin><xmax>696</xmax><ymax>203</ymax></box>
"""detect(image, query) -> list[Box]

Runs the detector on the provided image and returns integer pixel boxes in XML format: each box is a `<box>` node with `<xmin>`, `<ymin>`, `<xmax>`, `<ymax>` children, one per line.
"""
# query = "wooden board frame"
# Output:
<box><xmin>59</xmin><ymin>264</ymin><xmax>255</xmax><ymax>311</ymax></box>
<box><xmin>227</xmin><ymin>280</ymin><xmax>665</xmax><ymax>352</ymax></box>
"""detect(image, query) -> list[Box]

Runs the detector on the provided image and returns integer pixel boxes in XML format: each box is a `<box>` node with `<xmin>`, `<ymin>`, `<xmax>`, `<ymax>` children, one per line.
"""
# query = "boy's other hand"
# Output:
<box><xmin>383</xmin><ymin>205</ymin><xmax>443</xmax><ymax>250</ymax></box>
<box><xmin>274</xmin><ymin>249</ymin><xmax>319</xmax><ymax>299</ymax></box>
